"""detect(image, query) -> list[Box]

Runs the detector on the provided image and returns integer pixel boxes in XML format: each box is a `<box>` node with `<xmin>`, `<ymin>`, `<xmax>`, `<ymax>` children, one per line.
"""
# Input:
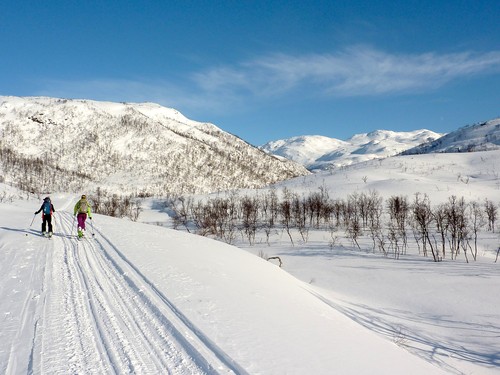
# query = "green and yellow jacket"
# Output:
<box><xmin>74</xmin><ymin>198</ymin><xmax>92</xmax><ymax>218</ymax></box>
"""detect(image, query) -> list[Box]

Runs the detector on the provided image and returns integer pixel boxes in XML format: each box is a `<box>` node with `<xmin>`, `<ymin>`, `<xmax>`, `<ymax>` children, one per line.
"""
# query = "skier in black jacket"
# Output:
<box><xmin>35</xmin><ymin>197</ymin><xmax>55</xmax><ymax>237</ymax></box>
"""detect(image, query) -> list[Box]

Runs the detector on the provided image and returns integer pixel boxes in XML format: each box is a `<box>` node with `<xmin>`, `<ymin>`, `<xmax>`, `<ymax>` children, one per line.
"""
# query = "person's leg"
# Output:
<box><xmin>47</xmin><ymin>215</ymin><xmax>53</xmax><ymax>233</ymax></box>
<box><xmin>80</xmin><ymin>213</ymin><xmax>87</xmax><ymax>230</ymax></box>
<box><xmin>77</xmin><ymin>214</ymin><xmax>86</xmax><ymax>229</ymax></box>
<box><xmin>77</xmin><ymin>214</ymin><xmax>87</xmax><ymax>237</ymax></box>
<box><xmin>41</xmin><ymin>214</ymin><xmax>47</xmax><ymax>233</ymax></box>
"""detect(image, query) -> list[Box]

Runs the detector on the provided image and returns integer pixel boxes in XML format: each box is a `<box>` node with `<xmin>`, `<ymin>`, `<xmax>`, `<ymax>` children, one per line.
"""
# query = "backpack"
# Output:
<box><xmin>78</xmin><ymin>199</ymin><xmax>88</xmax><ymax>214</ymax></box>
<box><xmin>43</xmin><ymin>200</ymin><xmax>52</xmax><ymax>215</ymax></box>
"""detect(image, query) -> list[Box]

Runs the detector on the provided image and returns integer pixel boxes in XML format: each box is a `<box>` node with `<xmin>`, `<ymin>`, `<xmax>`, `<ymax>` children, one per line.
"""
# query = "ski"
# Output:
<box><xmin>76</xmin><ymin>235</ymin><xmax>93</xmax><ymax>242</ymax></box>
<box><xmin>76</xmin><ymin>231</ymin><xmax>92</xmax><ymax>241</ymax></box>
<box><xmin>76</xmin><ymin>228</ymin><xmax>94</xmax><ymax>240</ymax></box>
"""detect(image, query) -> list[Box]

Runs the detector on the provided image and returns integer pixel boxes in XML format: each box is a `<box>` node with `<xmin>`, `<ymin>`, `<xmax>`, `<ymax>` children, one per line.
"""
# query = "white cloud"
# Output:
<box><xmin>36</xmin><ymin>47</ymin><xmax>500</xmax><ymax>114</ymax></box>
<box><xmin>193</xmin><ymin>47</ymin><xmax>500</xmax><ymax>97</ymax></box>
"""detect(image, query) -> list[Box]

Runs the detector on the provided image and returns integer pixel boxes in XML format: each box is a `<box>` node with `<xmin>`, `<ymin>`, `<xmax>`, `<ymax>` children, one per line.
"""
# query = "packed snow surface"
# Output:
<box><xmin>1</xmin><ymin>196</ymin><xmax>449</xmax><ymax>375</ymax></box>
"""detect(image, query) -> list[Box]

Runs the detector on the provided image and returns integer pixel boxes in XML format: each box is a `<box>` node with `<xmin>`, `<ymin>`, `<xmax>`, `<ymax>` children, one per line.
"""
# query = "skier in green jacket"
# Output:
<box><xmin>74</xmin><ymin>194</ymin><xmax>92</xmax><ymax>238</ymax></box>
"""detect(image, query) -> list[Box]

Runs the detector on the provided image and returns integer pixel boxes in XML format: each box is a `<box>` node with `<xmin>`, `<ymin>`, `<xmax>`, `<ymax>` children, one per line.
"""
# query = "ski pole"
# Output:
<box><xmin>29</xmin><ymin>213</ymin><xmax>36</xmax><ymax>228</ymax></box>
<box><xmin>90</xmin><ymin>217</ymin><xmax>95</xmax><ymax>236</ymax></box>
<box><xmin>26</xmin><ymin>213</ymin><xmax>37</xmax><ymax>236</ymax></box>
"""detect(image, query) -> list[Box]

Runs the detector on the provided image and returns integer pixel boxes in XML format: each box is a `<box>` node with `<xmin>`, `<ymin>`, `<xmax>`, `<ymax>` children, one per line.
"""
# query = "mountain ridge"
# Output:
<box><xmin>401</xmin><ymin>117</ymin><xmax>500</xmax><ymax>155</ymax></box>
<box><xmin>261</xmin><ymin>129</ymin><xmax>443</xmax><ymax>171</ymax></box>
<box><xmin>0</xmin><ymin>96</ymin><xmax>309</xmax><ymax>195</ymax></box>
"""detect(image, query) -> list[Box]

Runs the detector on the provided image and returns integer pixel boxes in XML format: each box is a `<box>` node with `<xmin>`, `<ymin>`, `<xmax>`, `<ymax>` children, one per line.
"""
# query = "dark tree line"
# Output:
<box><xmin>166</xmin><ymin>188</ymin><xmax>499</xmax><ymax>262</ymax></box>
<box><xmin>0</xmin><ymin>145</ymin><xmax>91</xmax><ymax>193</ymax></box>
<box><xmin>91</xmin><ymin>187</ymin><xmax>142</xmax><ymax>221</ymax></box>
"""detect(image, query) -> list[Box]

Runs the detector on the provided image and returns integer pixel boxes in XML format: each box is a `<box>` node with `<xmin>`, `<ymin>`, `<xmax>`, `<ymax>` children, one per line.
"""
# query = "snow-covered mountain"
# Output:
<box><xmin>401</xmin><ymin>117</ymin><xmax>500</xmax><ymax>155</ymax></box>
<box><xmin>261</xmin><ymin>129</ymin><xmax>443</xmax><ymax>171</ymax></box>
<box><xmin>0</xmin><ymin>96</ymin><xmax>309</xmax><ymax>195</ymax></box>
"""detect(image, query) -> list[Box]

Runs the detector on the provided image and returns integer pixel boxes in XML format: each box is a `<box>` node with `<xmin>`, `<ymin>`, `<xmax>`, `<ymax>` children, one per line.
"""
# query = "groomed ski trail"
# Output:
<box><xmin>29</xmin><ymin>211</ymin><xmax>243</xmax><ymax>375</ymax></box>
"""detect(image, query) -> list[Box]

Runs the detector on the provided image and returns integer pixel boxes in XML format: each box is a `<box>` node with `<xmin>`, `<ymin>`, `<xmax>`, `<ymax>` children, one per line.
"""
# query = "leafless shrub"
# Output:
<box><xmin>387</xmin><ymin>195</ymin><xmax>409</xmax><ymax>255</ymax></box>
<box><xmin>280</xmin><ymin>188</ymin><xmax>295</xmax><ymax>246</ymax></box>
<box><xmin>90</xmin><ymin>188</ymin><xmax>141</xmax><ymax>221</ymax></box>
<box><xmin>241</xmin><ymin>195</ymin><xmax>259</xmax><ymax>245</ymax></box>
<box><xmin>485</xmin><ymin>199</ymin><xmax>497</xmax><ymax>232</ymax></box>
<box><xmin>411</xmin><ymin>193</ymin><xmax>439</xmax><ymax>262</ymax></box>
<box><xmin>170</xmin><ymin>195</ymin><xmax>193</xmax><ymax>232</ymax></box>
<box><xmin>445</xmin><ymin>196</ymin><xmax>468</xmax><ymax>260</ymax></box>
<box><xmin>160</xmin><ymin>187</ymin><xmax>498</xmax><ymax>264</ymax></box>
<box><xmin>469</xmin><ymin>201</ymin><xmax>486</xmax><ymax>261</ymax></box>
<box><xmin>346</xmin><ymin>217</ymin><xmax>361</xmax><ymax>250</ymax></box>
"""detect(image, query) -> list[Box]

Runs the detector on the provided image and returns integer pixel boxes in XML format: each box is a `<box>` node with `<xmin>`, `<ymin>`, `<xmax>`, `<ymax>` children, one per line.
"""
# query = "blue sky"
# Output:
<box><xmin>2</xmin><ymin>1</ymin><xmax>499</xmax><ymax>145</ymax></box>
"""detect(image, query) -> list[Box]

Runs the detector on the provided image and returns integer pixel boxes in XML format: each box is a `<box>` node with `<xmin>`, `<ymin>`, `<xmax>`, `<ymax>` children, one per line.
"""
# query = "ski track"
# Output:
<box><xmin>3</xmin><ymin>238</ymin><xmax>46</xmax><ymax>375</ymax></box>
<box><xmin>28</xmin><ymin>211</ymin><xmax>238</xmax><ymax>375</ymax></box>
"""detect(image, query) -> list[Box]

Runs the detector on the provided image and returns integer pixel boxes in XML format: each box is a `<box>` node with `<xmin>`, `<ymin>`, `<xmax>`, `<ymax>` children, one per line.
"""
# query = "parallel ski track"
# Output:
<box><xmin>31</xmin><ymin>211</ymin><xmax>242</xmax><ymax>375</ymax></box>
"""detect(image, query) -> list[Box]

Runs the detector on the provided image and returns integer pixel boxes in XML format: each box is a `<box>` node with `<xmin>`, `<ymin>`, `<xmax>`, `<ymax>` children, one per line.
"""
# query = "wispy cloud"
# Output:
<box><xmin>36</xmin><ymin>47</ymin><xmax>500</xmax><ymax>114</ymax></box>
<box><xmin>192</xmin><ymin>46</ymin><xmax>500</xmax><ymax>97</ymax></box>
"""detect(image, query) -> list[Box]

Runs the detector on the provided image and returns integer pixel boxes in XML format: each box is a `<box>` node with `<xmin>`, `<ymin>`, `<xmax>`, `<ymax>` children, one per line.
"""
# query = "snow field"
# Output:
<box><xmin>1</xmin><ymin>196</ymin><xmax>449</xmax><ymax>374</ymax></box>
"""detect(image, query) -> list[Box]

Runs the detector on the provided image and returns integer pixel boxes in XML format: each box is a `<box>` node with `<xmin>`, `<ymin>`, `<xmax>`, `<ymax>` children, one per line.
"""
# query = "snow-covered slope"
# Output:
<box><xmin>0</xmin><ymin>96</ymin><xmax>309</xmax><ymax>195</ymax></box>
<box><xmin>260</xmin><ymin>135</ymin><xmax>349</xmax><ymax>167</ymax></box>
<box><xmin>2</xmin><ymin>145</ymin><xmax>500</xmax><ymax>374</ymax></box>
<box><xmin>0</xmin><ymin>193</ymin><xmax>447</xmax><ymax>375</ymax></box>
<box><xmin>273</xmin><ymin>149</ymin><xmax>500</xmax><ymax>204</ymax></box>
<box><xmin>261</xmin><ymin>129</ymin><xmax>442</xmax><ymax>171</ymax></box>
<box><xmin>402</xmin><ymin>117</ymin><xmax>500</xmax><ymax>155</ymax></box>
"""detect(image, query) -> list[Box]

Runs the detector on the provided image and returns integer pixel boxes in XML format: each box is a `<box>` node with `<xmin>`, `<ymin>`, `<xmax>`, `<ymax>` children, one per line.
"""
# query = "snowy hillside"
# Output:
<box><xmin>1</xmin><ymin>147</ymin><xmax>500</xmax><ymax>374</ymax></box>
<box><xmin>261</xmin><ymin>129</ymin><xmax>442</xmax><ymax>171</ymax></box>
<box><xmin>158</xmin><ymin>148</ymin><xmax>500</xmax><ymax>374</ymax></box>
<box><xmin>0</xmin><ymin>193</ymin><xmax>446</xmax><ymax>375</ymax></box>
<box><xmin>0</xmin><ymin>96</ymin><xmax>309</xmax><ymax>195</ymax></box>
<box><xmin>402</xmin><ymin>117</ymin><xmax>500</xmax><ymax>155</ymax></box>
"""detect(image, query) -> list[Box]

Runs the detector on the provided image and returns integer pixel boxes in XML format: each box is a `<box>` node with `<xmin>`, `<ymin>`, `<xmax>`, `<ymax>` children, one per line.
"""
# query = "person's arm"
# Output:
<box><xmin>51</xmin><ymin>204</ymin><xmax>56</xmax><ymax>213</ymax></box>
<box><xmin>35</xmin><ymin>204</ymin><xmax>42</xmax><ymax>214</ymax></box>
